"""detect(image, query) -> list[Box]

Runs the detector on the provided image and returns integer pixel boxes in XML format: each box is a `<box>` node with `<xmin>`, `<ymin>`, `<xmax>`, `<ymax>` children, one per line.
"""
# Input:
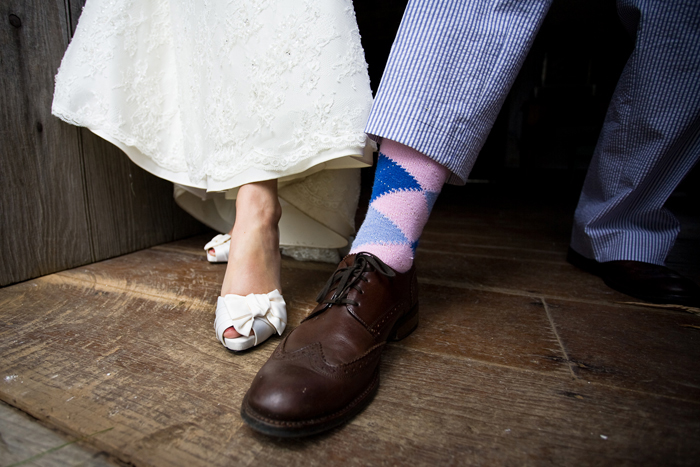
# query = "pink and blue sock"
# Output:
<box><xmin>350</xmin><ymin>139</ymin><xmax>449</xmax><ymax>272</ymax></box>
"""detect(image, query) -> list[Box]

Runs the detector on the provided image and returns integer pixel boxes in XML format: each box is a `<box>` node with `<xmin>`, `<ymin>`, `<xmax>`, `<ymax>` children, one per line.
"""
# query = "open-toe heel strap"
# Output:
<box><xmin>214</xmin><ymin>291</ymin><xmax>287</xmax><ymax>348</ymax></box>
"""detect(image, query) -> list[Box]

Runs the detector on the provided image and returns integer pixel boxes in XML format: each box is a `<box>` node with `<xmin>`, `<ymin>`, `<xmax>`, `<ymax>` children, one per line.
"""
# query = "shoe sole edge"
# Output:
<box><xmin>240</xmin><ymin>368</ymin><xmax>380</xmax><ymax>438</ymax></box>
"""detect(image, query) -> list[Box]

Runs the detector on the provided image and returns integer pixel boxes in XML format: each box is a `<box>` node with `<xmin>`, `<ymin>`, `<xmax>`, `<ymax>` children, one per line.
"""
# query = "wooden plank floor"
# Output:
<box><xmin>0</xmin><ymin>400</ymin><xmax>118</xmax><ymax>466</ymax></box>
<box><xmin>2</xmin><ymin>193</ymin><xmax>700</xmax><ymax>466</ymax></box>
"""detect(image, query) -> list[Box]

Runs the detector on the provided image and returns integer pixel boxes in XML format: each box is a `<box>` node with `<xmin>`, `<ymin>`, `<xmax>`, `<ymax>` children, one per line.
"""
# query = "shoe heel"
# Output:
<box><xmin>388</xmin><ymin>303</ymin><xmax>419</xmax><ymax>341</ymax></box>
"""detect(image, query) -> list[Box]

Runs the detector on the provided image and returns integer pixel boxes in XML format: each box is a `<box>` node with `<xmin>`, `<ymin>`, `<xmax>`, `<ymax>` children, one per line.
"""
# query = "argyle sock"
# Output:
<box><xmin>350</xmin><ymin>139</ymin><xmax>449</xmax><ymax>272</ymax></box>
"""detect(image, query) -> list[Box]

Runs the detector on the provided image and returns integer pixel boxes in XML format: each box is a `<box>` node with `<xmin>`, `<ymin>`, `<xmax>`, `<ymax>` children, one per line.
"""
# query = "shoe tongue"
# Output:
<box><xmin>341</xmin><ymin>254</ymin><xmax>357</xmax><ymax>268</ymax></box>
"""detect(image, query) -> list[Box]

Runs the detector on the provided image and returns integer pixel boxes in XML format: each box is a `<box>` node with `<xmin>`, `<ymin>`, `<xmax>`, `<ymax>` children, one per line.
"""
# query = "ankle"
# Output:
<box><xmin>350</xmin><ymin>140</ymin><xmax>448</xmax><ymax>273</ymax></box>
<box><xmin>235</xmin><ymin>181</ymin><xmax>282</xmax><ymax>227</ymax></box>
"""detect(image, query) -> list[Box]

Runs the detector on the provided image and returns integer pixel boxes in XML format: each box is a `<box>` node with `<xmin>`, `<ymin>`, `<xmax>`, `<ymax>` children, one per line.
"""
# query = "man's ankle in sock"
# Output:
<box><xmin>350</xmin><ymin>139</ymin><xmax>449</xmax><ymax>272</ymax></box>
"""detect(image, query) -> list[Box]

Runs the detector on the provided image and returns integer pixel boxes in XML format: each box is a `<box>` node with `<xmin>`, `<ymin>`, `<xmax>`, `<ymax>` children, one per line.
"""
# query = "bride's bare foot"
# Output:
<box><xmin>219</xmin><ymin>180</ymin><xmax>282</xmax><ymax>340</ymax></box>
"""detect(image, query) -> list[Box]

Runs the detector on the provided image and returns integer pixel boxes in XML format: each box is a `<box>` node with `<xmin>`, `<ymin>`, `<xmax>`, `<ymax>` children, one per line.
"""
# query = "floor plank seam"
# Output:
<box><xmin>0</xmin><ymin>394</ymin><xmax>119</xmax><ymax>455</ymax></box>
<box><xmin>150</xmin><ymin>245</ymin><xmax>204</xmax><ymax>256</ymax></box>
<box><xmin>50</xmin><ymin>263</ymin><xmax>692</xmax><ymax>318</ymax></box>
<box><xmin>0</xmin><ymin>413</ymin><xmax>115</xmax><ymax>467</ymax></box>
<box><xmin>389</xmin><ymin>345</ymin><xmax>700</xmax><ymax>405</ymax></box>
<box><xmin>417</xmin><ymin>277</ymin><xmax>694</xmax><ymax>315</ymax></box>
<box><xmin>51</xmin><ymin>272</ymin><xmax>210</xmax><ymax>307</ymax></box>
<box><xmin>541</xmin><ymin>297</ymin><xmax>578</xmax><ymax>379</ymax></box>
<box><xmin>388</xmin><ymin>342</ymin><xmax>573</xmax><ymax>379</ymax></box>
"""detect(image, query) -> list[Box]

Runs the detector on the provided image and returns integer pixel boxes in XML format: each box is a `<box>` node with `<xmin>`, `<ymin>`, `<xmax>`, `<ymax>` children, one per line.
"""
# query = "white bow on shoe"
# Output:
<box><xmin>214</xmin><ymin>290</ymin><xmax>287</xmax><ymax>351</ymax></box>
<box><xmin>204</xmin><ymin>234</ymin><xmax>231</xmax><ymax>263</ymax></box>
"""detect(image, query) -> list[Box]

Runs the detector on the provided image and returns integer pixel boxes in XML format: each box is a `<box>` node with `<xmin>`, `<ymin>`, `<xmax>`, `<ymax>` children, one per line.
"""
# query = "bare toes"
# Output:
<box><xmin>223</xmin><ymin>326</ymin><xmax>242</xmax><ymax>339</ymax></box>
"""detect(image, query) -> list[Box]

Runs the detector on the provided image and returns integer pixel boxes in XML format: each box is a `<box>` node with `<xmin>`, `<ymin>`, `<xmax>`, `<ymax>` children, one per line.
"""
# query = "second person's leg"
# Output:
<box><xmin>569</xmin><ymin>0</ymin><xmax>700</xmax><ymax>306</ymax></box>
<box><xmin>240</xmin><ymin>0</ymin><xmax>553</xmax><ymax>436</ymax></box>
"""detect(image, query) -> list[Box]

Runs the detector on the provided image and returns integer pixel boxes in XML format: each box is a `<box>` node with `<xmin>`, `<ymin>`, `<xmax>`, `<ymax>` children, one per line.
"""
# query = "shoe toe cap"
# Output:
<box><xmin>245</xmin><ymin>360</ymin><xmax>337</xmax><ymax>422</ymax></box>
<box><xmin>243</xmin><ymin>343</ymin><xmax>381</xmax><ymax>425</ymax></box>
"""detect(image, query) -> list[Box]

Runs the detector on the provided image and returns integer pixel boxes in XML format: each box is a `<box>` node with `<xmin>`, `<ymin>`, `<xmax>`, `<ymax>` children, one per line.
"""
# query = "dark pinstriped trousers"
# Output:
<box><xmin>365</xmin><ymin>0</ymin><xmax>700</xmax><ymax>264</ymax></box>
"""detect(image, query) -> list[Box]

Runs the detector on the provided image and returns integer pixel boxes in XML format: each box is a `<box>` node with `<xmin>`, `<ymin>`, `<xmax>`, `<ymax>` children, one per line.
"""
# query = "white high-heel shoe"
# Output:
<box><xmin>204</xmin><ymin>234</ymin><xmax>231</xmax><ymax>263</ymax></box>
<box><xmin>214</xmin><ymin>290</ymin><xmax>287</xmax><ymax>351</ymax></box>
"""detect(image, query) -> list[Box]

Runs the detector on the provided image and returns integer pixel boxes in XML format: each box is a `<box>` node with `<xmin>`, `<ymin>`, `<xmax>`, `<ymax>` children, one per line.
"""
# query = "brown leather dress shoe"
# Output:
<box><xmin>567</xmin><ymin>248</ymin><xmax>700</xmax><ymax>307</ymax></box>
<box><xmin>240</xmin><ymin>253</ymin><xmax>419</xmax><ymax>437</ymax></box>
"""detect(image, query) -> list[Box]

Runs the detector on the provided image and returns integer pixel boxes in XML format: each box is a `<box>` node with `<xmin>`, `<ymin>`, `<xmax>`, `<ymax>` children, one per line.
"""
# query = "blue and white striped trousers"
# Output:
<box><xmin>366</xmin><ymin>0</ymin><xmax>700</xmax><ymax>264</ymax></box>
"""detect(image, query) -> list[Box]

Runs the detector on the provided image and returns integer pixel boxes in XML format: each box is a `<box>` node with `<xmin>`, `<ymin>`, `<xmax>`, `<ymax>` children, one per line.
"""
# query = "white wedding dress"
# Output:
<box><xmin>52</xmin><ymin>0</ymin><xmax>374</xmax><ymax>262</ymax></box>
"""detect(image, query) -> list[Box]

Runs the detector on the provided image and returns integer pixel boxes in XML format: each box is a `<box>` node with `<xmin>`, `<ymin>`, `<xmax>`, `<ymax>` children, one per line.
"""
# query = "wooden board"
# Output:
<box><xmin>1</xmin><ymin>0</ymin><xmax>207</xmax><ymax>286</ymax></box>
<box><xmin>67</xmin><ymin>0</ymin><xmax>205</xmax><ymax>261</ymax></box>
<box><xmin>0</xmin><ymin>400</ymin><xmax>118</xmax><ymax>466</ymax></box>
<box><xmin>1</xmin><ymin>234</ymin><xmax>699</xmax><ymax>465</ymax></box>
<box><xmin>79</xmin><ymin>128</ymin><xmax>205</xmax><ymax>262</ymax></box>
<box><xmin>0</xmin><ymin>0</ymin><xmax>92</xmax><ymax>286</ymax></box>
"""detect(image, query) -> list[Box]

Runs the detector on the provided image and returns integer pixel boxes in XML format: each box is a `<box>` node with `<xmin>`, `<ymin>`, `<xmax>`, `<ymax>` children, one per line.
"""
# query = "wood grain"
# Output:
<box><xmin>545</xmin><ymin>297</ymin><xmax>700</xmax><ymax>399</ymax></box>
<box><xmin>0</xmin><ymin>400</ymin><xmax>118</xmax><ymax>466</ymax></box>
<box><xmin>67</xmin><ymin>0</ymin><xmax>205</xmax><ymax>263</ymax></box>
<box><xmin>1</xmin><ymin>237</ymin><xmax>699</xmax><ymax>466</ymax></box>
<box><xmin>0</xmin><ymin>0</ymin><xmax>92</xmax><ymax>286</ymax></box>
<box><xmin>1</xmin><ymin>0</ymin><xmax>206</xmax><ymax>286</ymax></box>
<box><xmin>79</xmin><ymin>128</ymin><xmax>205</xmax><ymax>262</ymax></box>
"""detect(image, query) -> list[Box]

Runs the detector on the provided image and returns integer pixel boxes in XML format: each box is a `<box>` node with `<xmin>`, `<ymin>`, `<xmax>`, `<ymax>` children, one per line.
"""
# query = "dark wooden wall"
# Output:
<box><xmin>0</xmin><ymin>0</ymin><xmax>207</xmax><ymax>287</ymax></box>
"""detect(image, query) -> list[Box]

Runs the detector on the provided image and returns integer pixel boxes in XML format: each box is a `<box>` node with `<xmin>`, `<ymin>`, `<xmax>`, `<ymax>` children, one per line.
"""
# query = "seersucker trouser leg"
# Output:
<box><xmin>366</xmin><ymin>0</ymin><xmax>700</xmax><ymax>264</ymax></box>
<box><xmin>364</xmin><ymin>0</ymin><xmax>553</xmax><ymax>185</ymax></box>
<box><xmin>570</xmin><ymin>0</ymin><xmax>700</xmax><ymax>264</ymax></box>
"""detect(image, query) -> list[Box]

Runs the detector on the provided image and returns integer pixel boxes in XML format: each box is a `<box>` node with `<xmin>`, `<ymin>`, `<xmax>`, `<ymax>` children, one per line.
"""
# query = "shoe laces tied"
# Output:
<box><xmin>316</xmin><ymin>253</ymin><xmax>396</xmax><ymax>307</ymax></box>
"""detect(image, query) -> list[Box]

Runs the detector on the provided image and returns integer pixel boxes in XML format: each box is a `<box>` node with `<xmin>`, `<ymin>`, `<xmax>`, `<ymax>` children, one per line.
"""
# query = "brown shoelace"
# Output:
<box><xmin>315</xmin><ymin>253</ymin><xmax>396</xmax><ymax>308</ymax></box>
